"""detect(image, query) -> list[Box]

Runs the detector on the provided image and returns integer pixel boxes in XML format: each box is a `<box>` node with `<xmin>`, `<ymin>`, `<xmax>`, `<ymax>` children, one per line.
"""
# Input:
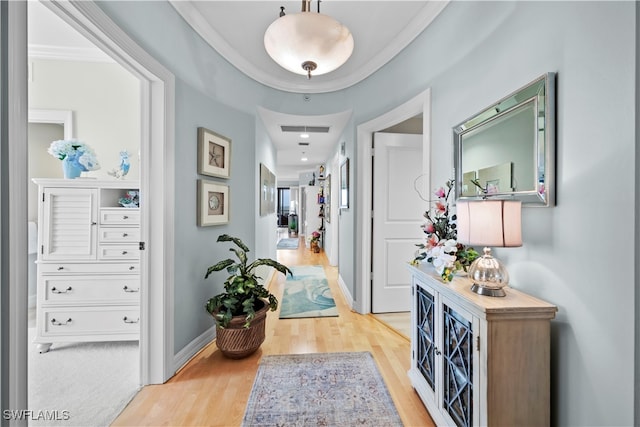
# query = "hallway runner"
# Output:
<box><xmin>242</xmin><ymin>352</ymin><xmax>403</xmax><ymax>426</ymax></box>
<box><xmin>279</xmin><ymin>265</ymin><xmax>338</xmax><ymax>318</ymax></box>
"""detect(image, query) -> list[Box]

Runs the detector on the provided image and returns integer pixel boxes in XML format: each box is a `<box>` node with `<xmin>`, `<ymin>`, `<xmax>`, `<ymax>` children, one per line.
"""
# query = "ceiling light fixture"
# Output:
<box><xmin>301</xmin><ymin>152</ymin><xmax>308</xmax><ymax>162</ymax></box>
<box><xmin>264</xmin><ymin>1</ymin><xmax>354</xmax><ymax>80</ymax></box>
<box><xmin>300</xmin><ymin>126</ymin><xmax>310</xmax><ymax>138</ymax></box>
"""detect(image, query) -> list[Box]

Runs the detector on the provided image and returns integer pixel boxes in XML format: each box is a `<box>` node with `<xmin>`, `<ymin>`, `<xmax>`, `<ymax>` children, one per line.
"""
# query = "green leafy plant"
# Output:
<box><xmin>205</xmin><ymin>234</ymin><xmax>292</xmax><ymax>328</ymax></box>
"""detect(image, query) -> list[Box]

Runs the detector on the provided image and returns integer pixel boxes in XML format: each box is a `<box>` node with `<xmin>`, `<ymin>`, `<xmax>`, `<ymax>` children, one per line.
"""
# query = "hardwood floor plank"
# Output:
<box><xmin>112</xmin><ymin>240</ymin><xmax>434</xmax><ymax>426</ymax></box>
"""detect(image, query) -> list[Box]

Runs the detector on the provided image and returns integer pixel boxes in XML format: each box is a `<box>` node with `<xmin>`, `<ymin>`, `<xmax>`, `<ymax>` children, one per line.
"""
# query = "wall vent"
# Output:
<box><xmin>281</xmin><ymin>125</ymin><xmax>330</xmax><ymax>133</ymax></box>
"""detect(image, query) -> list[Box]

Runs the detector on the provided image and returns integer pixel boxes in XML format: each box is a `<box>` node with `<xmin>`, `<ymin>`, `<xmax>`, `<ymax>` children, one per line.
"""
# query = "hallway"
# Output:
<box><xmin>112</xmin><ymin>238</ymin><xmax>434</xmax><ymax>426</ymax></box>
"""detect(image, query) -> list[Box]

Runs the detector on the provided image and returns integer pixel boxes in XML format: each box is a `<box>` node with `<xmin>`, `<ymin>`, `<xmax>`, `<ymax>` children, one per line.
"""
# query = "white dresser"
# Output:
<box><xmin>407</xmin><ymin>263</ymin><xmax>557</xmax><ymax>427</ymax></box>
<box><xmin>33</xmin><ymin>179</ymin><xmax>141</xmax><ymax>353</ymax></box>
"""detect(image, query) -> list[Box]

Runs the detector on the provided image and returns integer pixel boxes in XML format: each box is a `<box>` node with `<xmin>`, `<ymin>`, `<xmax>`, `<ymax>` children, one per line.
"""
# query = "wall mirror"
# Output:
<box><xmin>453</xmin><ymin>72</ymin><xmax>555</xmax><ymax>206</ymax></box>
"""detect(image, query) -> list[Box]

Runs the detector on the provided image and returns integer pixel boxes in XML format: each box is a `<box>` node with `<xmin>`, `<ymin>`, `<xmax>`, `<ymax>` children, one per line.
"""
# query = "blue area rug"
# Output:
<box><xmin>279</xmin><ymin>265</ymin><xmax>338</xmax><ymax>319</ymax></box>
<box><xmin>242</xmin><ymin>352</ymin><xmax>403</xmax><ymax>426</ymax></box>
<box><xmin>276</xmin><ymin>238</ymin><xmax>299</xmax><ymax>250</ymax></box>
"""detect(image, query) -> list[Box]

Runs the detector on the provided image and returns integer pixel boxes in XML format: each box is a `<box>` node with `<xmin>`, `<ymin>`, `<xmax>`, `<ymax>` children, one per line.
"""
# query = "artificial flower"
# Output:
<box><xmin>412</xmin><ymin>180</ymin><xmax>479</xmax><ymax>282</ymax></box>
<box><xmin>48</xmin><ymin>139</ymin><xmax>100</xmax><ymax>171</ymax></box>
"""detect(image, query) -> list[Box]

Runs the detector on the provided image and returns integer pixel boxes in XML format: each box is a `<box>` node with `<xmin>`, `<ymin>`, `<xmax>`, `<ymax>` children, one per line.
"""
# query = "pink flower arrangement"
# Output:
<box><xmin>412</xmin><ymin>180</ymin><xmax>478</xmax><ymax>282</ymax></box>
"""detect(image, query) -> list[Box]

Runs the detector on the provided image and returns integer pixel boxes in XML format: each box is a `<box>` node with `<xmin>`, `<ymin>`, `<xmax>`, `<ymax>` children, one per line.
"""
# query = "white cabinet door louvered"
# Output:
<box><xmin>42</xmin><ymin>187</ymin><xmax>98</xmax><ymax>260</ymax></box>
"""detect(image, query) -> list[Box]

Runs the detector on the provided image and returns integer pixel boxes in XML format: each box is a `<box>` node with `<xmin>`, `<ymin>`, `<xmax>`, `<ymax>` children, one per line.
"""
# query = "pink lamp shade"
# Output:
<box><xmin>456</xmin><ymin>200</ymin><xmax>522</xmax><ymax>248</ymax></box>
<box><xmin>456</xmin><ymin>200</ymin><xmax>522</xmax><ymax>297</ymax></box>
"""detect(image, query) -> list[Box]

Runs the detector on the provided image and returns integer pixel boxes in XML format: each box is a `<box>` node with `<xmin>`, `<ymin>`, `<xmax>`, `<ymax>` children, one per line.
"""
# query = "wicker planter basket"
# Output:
<box><xmin>214</xmin><ymin>300</ymin><xmax>269</xmax><ymax>359</ymax></box>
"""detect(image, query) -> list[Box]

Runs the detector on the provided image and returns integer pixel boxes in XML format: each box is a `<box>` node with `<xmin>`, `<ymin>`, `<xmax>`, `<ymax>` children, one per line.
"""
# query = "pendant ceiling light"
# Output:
<box><xmin>264</xmin><ymin>1</ymin><xmax>354</xmax><ymax>79</ymax></box>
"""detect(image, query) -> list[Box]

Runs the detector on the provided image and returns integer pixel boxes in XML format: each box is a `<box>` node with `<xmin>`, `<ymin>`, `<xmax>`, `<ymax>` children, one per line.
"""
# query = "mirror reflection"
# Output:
<box><xmin>453</xmin><ymin>73</ymin><xmax>555</xmax><ymax>206</ymax></box>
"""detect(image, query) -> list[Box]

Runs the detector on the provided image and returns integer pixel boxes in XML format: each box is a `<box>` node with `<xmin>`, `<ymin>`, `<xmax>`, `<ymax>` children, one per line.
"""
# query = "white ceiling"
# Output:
<box><xmin>28</xmin><ymin>1</ymin><xmax>447</xmax><ymax>180</ymax></box>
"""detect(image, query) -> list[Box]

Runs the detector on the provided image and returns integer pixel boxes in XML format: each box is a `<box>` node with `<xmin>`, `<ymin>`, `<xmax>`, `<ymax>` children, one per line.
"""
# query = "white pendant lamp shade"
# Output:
<box><xmin>264</xmin><ymin>12</ymin><xmax>354</xmax><ymax>78</ymax></box>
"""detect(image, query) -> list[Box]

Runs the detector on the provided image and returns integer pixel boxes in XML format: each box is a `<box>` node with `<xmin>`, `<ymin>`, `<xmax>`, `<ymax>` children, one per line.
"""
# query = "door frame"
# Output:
<box><xmin>5</xmin><ymin>0</ymin><xmax>176</xmax><ymax>411</ymax></box>
<box><xmin>354</xmin><ymin>89</ymin><xmax>431</xmax><ymax>314</ymax></box>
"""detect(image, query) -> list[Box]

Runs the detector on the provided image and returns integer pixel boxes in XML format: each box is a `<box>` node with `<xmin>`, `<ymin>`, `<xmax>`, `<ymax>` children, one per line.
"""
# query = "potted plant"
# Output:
<box><xmin>205</xmin><ymin>234</ymin><xmax>291</xmax><ymax>359</ymax></box>
<box><xmin>309</xmin><ymin>230</ymin><xmax>321</xmax><ymax>253</ymax></box>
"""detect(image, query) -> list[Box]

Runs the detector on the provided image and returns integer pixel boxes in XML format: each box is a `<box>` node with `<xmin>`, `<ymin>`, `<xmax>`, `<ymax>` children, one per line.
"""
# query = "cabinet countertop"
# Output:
<box><xmin>408</xmin><ymin>262</ymin><xmax>557</xmax><ymax>319</ymax></box>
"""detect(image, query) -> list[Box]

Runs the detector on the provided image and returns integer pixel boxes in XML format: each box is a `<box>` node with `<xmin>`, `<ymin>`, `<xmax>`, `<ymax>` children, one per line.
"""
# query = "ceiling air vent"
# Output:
<box><xmin>280</xmin><ymin>125</ymin><xmax>330</xmax><ymax>133</ymax></box>
<box><xmin>298</xmin><ymin>142</ymin><xmax>310</xmax><ymax>146</ymax></box>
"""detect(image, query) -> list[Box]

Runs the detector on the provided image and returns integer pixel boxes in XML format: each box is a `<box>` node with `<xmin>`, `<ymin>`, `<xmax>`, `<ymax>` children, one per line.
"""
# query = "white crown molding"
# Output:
<box><xmin>170</xmin><ymin>1</ymin><xmax>449</xmax><ymax>94</ymax></box>
<box><xmin>28</xmin><ymin>43</ymin><xmax>114</xmax><ymax>63</ymax></box>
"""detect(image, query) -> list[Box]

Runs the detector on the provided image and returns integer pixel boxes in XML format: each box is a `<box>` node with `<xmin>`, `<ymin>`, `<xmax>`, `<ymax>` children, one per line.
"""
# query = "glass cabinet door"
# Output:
<box><xmin>442</xmin><ymin>301</ymin><xmax>474</xmax><ymax>427</ymax></box>
<box><xmin>415</xmin><ymin>285</ymin><xmax>436</xmax><ymax>391</ymax></box>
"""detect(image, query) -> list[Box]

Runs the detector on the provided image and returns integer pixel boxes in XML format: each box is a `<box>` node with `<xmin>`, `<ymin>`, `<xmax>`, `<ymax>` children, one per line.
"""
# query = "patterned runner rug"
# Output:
<box><xmin>242</xmin><ymin>352</ymin><xmax>403</xmax><ymax>427</ymax></box>
<box><xmin>276</xmin><ymin>238</ymin><xmax>299</xmax><ymax>249</ymax></box>
<box><xmin>279</xmin><ymin>265</ymin><xmax>338</xmax><ymax>319</ymax></box>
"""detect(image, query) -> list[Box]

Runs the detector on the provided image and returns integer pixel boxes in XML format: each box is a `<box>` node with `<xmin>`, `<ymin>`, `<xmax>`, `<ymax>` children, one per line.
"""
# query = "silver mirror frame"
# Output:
<box><xmin>453</xmin><ymin>72</ymin><xmax>556</xmax><ymax>206</ymax></box>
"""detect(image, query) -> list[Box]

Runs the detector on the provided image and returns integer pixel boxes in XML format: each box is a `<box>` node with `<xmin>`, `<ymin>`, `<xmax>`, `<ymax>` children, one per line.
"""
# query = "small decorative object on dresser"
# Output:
<box><xmin>205</xmin><ymin>234</ymin><xmax>291</xmax><ymax>359</ymax></box>
<box><xmin>197</xmin><ymin>127</ymin><xmax>231</xmax><ymax>179</ymax></box>
<box><xmin>32</xmin><ymin>179</ymin><xmax>141</xmax><ymax>353</ymax></box>
<box><xmin>407</xmin><ymin>262</ymin><xmax>557</xmax><ymax>427</ymax></box>
<box><xmin>47</xmin><ymin>139</ymin><xmax>101</xmax><ymax>179</ymax></box>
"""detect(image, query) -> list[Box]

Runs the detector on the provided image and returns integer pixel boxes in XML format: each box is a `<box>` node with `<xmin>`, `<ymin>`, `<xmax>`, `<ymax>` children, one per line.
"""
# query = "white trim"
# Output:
<box><xmin>28</xmin><ymin>109</ymin><xmax>74</xmax><ymax>139</ymax></box>
<box><xmin>355</xmin><ymin>89</ymin><xmax>431</xmax><ymax>314</ymax></box>
<box><xmin>337</xmin><ymin>274</ymin><xmax>354</xmax><ymax>310</ymax></box>
<box><xmin>169</xmin><ymin>1</ymin><xmax>449</xmax><ymax>94</ymax></box>
<box><xmin>173</xmin><ymin>326</ymin><xmax>216</xmax><ymax>373</ymax></box>
<box><xmin>36</xmin><ymin>1</ymin><xmax>176</xmax><ymax>384</ymax></box>
<box><xmin>28</xmin><ymin>44</ymin><xmax>114</xmax><ymax>63</ymax></box>
<box><xmin>6</xmin><ymin>0</ymin><xmax>30</xmax><ymax>415</ymax></box>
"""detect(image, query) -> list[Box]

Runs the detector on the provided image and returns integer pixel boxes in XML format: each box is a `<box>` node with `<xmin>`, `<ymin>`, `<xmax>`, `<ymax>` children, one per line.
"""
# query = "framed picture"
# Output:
<box><xmin>197</xmin><ymin>127</ymin><xmax>231</xmax><ymax>179</ymax></box>
<box><xmin>197</xmin><ymin>179</ymin><xmax>229</xmax><ymax>226</ymax></box>
<box><xmin>260</xmin><ymin>163</ymin><xmax>276</xmax><ymax>216</ymax></box>
<box><xmin>325</xmin><ymin>174</ymin><xmax>331</xmax><ymax>223</ymax></box>
<box><xmin>340</xmin><ymin>158</ymin><xmax>349</xmax><ymax>209</ymax></box>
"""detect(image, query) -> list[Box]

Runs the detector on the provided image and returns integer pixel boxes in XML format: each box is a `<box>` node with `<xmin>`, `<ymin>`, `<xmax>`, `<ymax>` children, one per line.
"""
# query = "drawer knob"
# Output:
<box><xmin>123</xmin><ymin>215</ymin><xmax>129</xmax><ymax>220</ymax></box>
<box><xmin>123</xmin><ymin>285</ymin><xmax>139</xmax><ymax>293</ymax></box>
<box><xmin>51</xmin><ymin>317</ymin><xmax>72</xmax><ymax>326</ymax></box>
<box><xmin>57</xmin><ymin>266</ymin><xmax>64</xmax><ymax>271</ymax></box>
<box><xmin>123</xmin><ymin>233</ymin><xmax>128</xmax><ymax>237</ymax></box>
<box><xmin>128</xmin><ymin>266</ymin><xmax>136</xmax><ymax>271</ymax></box>
<box><xmin>51</xmin><ymin>286</ymin><xmax>72</xmax><ymax>294</ymax></box>
<box><xmin>122</xmin><ymin>250</ymin><xmax>128</xmax><ymax>255</ymax></box>
<box><xmin>123</xmin><ymin>316</ymin><xmax>139</xmax><ymax>324</ymax></box>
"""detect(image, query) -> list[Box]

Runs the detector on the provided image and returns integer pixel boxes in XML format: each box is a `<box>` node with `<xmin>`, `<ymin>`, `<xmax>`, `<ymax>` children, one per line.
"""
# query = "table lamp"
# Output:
<box><xmin>456</xmin><ymin>200</ymin><xmax>522</xmax><ymax>297</ymax></box>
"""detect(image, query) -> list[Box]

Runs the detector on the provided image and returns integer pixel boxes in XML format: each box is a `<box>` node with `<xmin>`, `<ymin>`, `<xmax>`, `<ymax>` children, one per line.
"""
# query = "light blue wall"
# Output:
<box><xmin>173</xmin><ymin>79</ymin><xmax>257</xmax><ymax>352</ymax></box>
<box><xmin>98</xmin><ymin>1</ymin><xmax>637</xmax><ymax>424</ymax></box>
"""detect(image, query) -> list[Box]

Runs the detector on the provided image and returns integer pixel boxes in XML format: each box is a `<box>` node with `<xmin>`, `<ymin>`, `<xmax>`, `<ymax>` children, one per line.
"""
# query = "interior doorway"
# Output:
<box><xmin>27</xmin><ymin>1</ymin><xmax>143</xmax><ymax>420</ymax></box>
<box><xmin>355</xmin><ymin>89</ymin><xmax>431</xmax><ymax>338</ymax></box>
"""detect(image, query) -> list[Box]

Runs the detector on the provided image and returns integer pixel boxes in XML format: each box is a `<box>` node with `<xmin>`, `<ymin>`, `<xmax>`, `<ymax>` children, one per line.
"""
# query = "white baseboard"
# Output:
<box><xmin>173</xmin><ymin>325</ymin><xmax>216</xmax><ymax>373</ymax></box>
<box><xmin>337</xmin><ymin>273</ymin><xmax>354</xmax><ymax>309</ymax></box>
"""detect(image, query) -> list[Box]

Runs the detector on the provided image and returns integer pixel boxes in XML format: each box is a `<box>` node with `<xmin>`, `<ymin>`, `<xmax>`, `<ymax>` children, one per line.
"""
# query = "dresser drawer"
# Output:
<box><xmin>41</xmin><ymin>307</ymin><xmax>140</xmax><ymax>336</ymax></box>
<box><xmin>98</xmin><ymin>244</ymin><xmax>140</xmax><ymax>260</ymax></box>
<box><xmin>99</xmin><ymin>227</ymin><xmax>140</xmax><ymax>243</ymax></box>
<box><xmin>39</xmin><ymin>262</ymin><xmax>140</xmax><ymax>274</ymax></box>
<box><xmin>100</xmin><ymin>208</ymin><xmax>140</xmax><ymax>226</ymax></box>
<box><xmin>39</xmin><ymin>275</ymin><xmax>140</xmax><ymax>306</ymax></box>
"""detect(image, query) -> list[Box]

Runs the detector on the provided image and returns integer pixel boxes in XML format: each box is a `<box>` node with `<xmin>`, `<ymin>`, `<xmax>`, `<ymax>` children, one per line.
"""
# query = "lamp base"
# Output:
<box><xmin>470</xmin><ymin>283</ymin><xmax>506</xmax><ymax>297</ymax></box>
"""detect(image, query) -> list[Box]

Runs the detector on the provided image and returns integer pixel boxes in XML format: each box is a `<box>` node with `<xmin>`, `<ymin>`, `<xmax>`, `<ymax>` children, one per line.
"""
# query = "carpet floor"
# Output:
<box><xmin>279</xmin><ymin>265</ymin><xmax>338</xmax><ymax>319</ymax></box>
<box><xmin>242</xmin><ymin>352</ymin><xmax>403</xmax><ymax>427</ymax></box>
<box><xmin>28</xmin><ymin>328</ymin><xmax>139</xmax><ymax>426</ymax></box>
<box><xmin>276</xmin><ymin>238</ymin><xmax>300</xmax><ymax>249</ymax></box>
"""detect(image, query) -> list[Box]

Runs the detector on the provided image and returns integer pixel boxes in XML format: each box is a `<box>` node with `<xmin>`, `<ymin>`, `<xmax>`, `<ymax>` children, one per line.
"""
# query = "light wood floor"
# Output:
<box><xmin>112</xmin><ymin>240</ymin><xmax>434</xmax><ymax>427</ymax></box>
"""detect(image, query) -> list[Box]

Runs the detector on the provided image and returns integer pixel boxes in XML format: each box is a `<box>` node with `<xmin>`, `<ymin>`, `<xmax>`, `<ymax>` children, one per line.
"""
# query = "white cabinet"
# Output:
<box><xmin>408</xmin><ymin>263</ymin><xmax>557</xmax><ymax>427</ymax></box>
<box><xmin>33</xmin><ymin>179</ymin><xmax>141</xmax><ymax>353</ymax></box>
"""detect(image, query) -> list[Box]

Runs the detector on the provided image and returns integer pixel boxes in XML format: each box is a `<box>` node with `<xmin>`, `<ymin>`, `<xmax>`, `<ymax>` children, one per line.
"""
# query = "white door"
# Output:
<box><xmin>372</xmin><ymin>132</ymin><xmax>424</xmax><ymax>312</ymax></box>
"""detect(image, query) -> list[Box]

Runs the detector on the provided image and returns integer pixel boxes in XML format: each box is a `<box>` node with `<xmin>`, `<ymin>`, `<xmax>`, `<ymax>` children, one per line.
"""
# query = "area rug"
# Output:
<box><xmin>242</xmin><ymin>352</ymin><xmax>402</xmax><ymax>427</ymax></box>
<box><xmin>279</xmin><ymin>265</ymin><xmax>338</xmax><ymax>319</ymax></box>
<box><xmin>28</xmin><ymin>328</ymin><xmax>139</xmax><ymax>426</ymax></box>
<box><xmin>277</xmin><ymin>238</ymin><xmax>299</xmax><ymax>250</ymax></box>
